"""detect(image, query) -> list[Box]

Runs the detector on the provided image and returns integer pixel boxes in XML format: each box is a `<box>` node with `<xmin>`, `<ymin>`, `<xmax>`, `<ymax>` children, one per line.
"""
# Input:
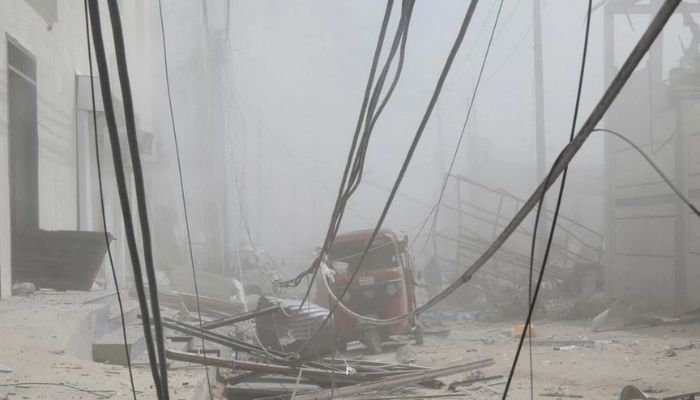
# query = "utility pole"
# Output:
<box><xmin>532</xmin><ymin>0</ymin><xmax>547</xmax><ymax>281</ymax></box>
<box><xmin>533</xmin><ymin>0</ymin><xmax>545</xmax><ymax>184</ymax></box>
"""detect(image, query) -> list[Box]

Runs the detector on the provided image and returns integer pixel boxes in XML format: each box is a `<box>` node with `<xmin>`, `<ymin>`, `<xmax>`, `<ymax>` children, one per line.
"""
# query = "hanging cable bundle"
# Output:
<box><xmin>156</xmin><ymin>0</ymin><xmax>215</xmax><ymax>397</ymax></box>
<box><xmin>86</xmin><ymin>1</ymin><xmax>170</xmax><ymax>398</ymax></box>
<box><xmin>82</xmin><ymin>1</ymin><xmax>137</xmax><ymax>398</ymax></box>
<box><xmin>294</xmin><ymin>0</ymin><xmax>481</xmax><ymax>356</ymax></box>
<box><xmin>279</xmin><ymin>0</ymin><xmax>681</xmax><ymax>342</ymax></box>
<box><xmin>275</xmin><ymin>0</ymin><xmax>415</xmax><ymax>299</ymax></box>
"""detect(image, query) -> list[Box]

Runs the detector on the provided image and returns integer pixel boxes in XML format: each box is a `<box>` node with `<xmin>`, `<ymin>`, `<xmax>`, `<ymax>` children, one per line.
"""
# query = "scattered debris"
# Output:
<box><xmin>202</xmin><ymin>304</ymin><xmax>280</xmax><ymax>330</ymax></box>
<box><xmin>292</xmin><ymin>358</ymin><xmax>495</xmax><ymax>400</ymax></box>
<box><xmin>592</xmin><ymin>304</ymin><xmax>700</xmax><ymax>332</ymax></box>
<box><xmin>395</xmin><ymin>344</ymin><xmax>418</xmax><ymax>365</ymax></box>
<box><xmin>254</xmin><ymin>296</ymin><xmax>331</xmax><ymax>355</ymax></box>
<box><xmin>513</xmin><ymin>322</ymin><xmax>537</xmax><ymax>338</ymax></box>
<box><xmin>660</xmin><ymin>342</ymin><xmax>699</xmax><ymax>356</ymax></box>
<box><xmin>448</xmin><ymin>372</ymin><xmax>502</xmax><ymax>391</ymax></box>
<box><xmin>11</xmin><ymin>282</ymin><xmax>35</xmax><ymax>296</ymax></box>
<box><xmin>224</xmin><ymin>380</ymin><xmax>321</xmax><ymax>397</ymax></box>
<box><xmin>541</xmin><ymin>392</ymin><xmax>583</xmax><ymax>398</ymax></box>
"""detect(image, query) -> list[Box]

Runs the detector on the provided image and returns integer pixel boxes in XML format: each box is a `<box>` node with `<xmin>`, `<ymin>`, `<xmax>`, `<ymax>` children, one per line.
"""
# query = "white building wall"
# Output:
<box><xmin>0</xmin><ymin>0</ymin><xmax>157</xmax><ymax>298</ymax></box>
<box><xmin>606</xmin><ymin>69</ymin><xmax>700</xmax><ymax>311</ymax></box>
<box><xmin>0</xmin><ymin>32</ymin><xmax>8</xmax><ymax>298</ymax></box>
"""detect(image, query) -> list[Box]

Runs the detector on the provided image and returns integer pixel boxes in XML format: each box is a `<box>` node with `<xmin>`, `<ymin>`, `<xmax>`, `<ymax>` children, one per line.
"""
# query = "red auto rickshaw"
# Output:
<box><xmin>315</xmin><ymin>229</ymin><xmax>423</xmax><ymax>353</ymax></box>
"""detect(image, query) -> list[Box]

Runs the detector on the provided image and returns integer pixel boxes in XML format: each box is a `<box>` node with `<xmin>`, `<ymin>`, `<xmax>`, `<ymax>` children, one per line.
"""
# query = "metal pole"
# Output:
<box><xmin>532</xmin><ymin>0</ymin><xmax>548</xmax><ymax>293</ymax></box>
<box><xmin>533</xmin><ymin>0</ymin><xmax>546</xmax><ymax>183</ymax></box>
<box><xmin>673</xmin><ymin>92</ymin><xmax>689</xmax><ymax>309</ymax></box>
<box><xmin>602</xmin><ymin>2</ymin><xmax>616</xmax><ymax>300</ymax></box>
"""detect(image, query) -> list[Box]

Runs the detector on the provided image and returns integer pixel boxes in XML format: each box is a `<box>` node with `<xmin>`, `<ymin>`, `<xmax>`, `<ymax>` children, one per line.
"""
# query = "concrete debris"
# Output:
<box><xmin>592</xmin><ymin>304</ymin><xmax>700</xmax><ymax>332</ymax></box>
<box><xmin>164</xmin><ymin>313</ymin><xmax>496</xmax><ymax>400</ymax></box>
<box><xmin>11</xmin><ymin>282</ymin><xmax>35</xmax><ymax>296</ymax></box>
<box><xmin>448</xmin><ymin>372</ymin><xmax>502</xmax><ymax>391</ymax></box>
<box><xmin>395</xmin><ymin>344</ymin><xmax>418</xmax><ymax>365</ymax></box>
<box><xmin>664</xmin><ymin>348</ymin><xmax>678</xmax><ymax>357</ymax></box>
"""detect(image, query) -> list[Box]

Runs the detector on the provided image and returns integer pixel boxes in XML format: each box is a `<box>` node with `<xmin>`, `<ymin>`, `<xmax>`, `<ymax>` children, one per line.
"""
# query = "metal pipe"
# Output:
<box><xmin>293</xmin><ymin>359</ymin><xmax>495</xmax><ymax>400</ymax></box>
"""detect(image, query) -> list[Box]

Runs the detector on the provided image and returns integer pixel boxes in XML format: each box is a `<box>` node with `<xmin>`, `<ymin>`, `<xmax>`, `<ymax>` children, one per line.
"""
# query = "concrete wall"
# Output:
<box><xmin>0</xmin><ymin>1</ymin><xmax>159</xmax><ymax>298</ymax></box>
<box><xmin>0</xmin><ymin>0</ymin><xmax>88</xmax><ymax>297</ymax></box>
<box><xmin>606</xmin><ymin>67</ymin><xmax>700</xmax><ymax>311</ymax></box>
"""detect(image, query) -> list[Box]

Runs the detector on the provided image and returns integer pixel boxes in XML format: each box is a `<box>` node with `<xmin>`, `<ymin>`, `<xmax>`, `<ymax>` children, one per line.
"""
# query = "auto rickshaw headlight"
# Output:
<box><xmin>385</xmin><ymin>282</ymin><xmax>401</xmax><ymax>296</ymax></box>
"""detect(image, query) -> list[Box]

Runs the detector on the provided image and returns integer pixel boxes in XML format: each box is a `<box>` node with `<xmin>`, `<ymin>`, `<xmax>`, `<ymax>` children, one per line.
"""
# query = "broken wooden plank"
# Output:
<box><xmin>224</xmin><ymin>381</ymin><xmax>321</xmax><ymax>397</ymax></box>
<box><xmin>166</xmin><ymin>350</ymin><xmax>445</xmax><ymax>387</ymax></box>
<box><xmin>293</xmin><ymin>358</ymin><xmax>495</xmax><ymax>400</ymax></box>
<box><xmin>342</xmin><ymin>394</ymin><xmax>469</xmax><ymax>400</ymax></box>
<box><xmin>166</xmin><ymin>350</ymin><xmax>372</xmax><ymax>385</ymax></box>
<box><xmin>161</xmin><ymin>317</ymin><xmax>291</xmax><ymax>363</ymax></box>
<box><xmin>166</xmin><ymin>349</ymin><xmax>305</xmax><ymax>375</ymax></box>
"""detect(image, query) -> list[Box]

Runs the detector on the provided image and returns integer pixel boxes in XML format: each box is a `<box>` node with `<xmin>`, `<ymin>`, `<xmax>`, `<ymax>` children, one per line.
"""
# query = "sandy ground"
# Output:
<box><xmin>0</xmin><ymin>290</ymin><xmax>207</xmax><ymax>400</ymax></box>
<box><xmin>2</xmin><ymin>291</ymin><xmax>699</xmax><ymax>399</ymax></box>
<box><xmin>359</xmin><ymin>318</ymin><xmax>700</xmax><ymax>399</ymax></box>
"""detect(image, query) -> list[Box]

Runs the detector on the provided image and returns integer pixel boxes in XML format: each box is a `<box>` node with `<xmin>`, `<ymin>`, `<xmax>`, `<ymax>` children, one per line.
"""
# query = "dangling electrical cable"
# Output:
<box><xmin>287</xmin><ymin>0</ymin><xmax>681</xmax><ymax>337</ymax></box>
<box><xmin>105</xmin><ymin>1</ymin><xmax>170</xmax><ymax>397</ymax></box>
<box><xmin>82</xmin><ymin>1</ymin><xmax>137</xmax><ymax>398</ymax></box>
<box><xmin>295</xmin><ymin>0</ymin><xmax>481</xmax><ymax>356</ymax></box>
<box><xmin>156</xmin><ymin>0</ymin><xmax>214</xmax><ymax>398</ymax></box>
<box><xmin>275</xmin><ymin>0</ymin><xmax>412</xmax><ymax>301</ymax></box>
<box><xmin>274</xmin><ymin>0</ymin><xmax>396</xmax><ymax>290</ymax></box>
<box><xmin>293</xmin><ymin>0</ymin><xmax>416</xmax><ymax>312</ymax></box>
<box><xmin>86</xmin><ymin>1</ymin><xmax>164</xmax><ymax>398</ymax></box>
<box><xmin>409</xmin><ymin>0</ymin><xmax>505</xmax><ymax>256</ymax></box>
<box><xmin>502</xmin><ymin>2</ymin><xmax>667</xmax><ymax>398</ymax></box>
<box><xmin>524</xmin><ymin>1</ymin><xmax>591</xmax><ymax>397</ymax></box>
<box><xmin>593</xmin><ymin>129</ymin><xmax>699</xmax><ymax>216</ymax></box>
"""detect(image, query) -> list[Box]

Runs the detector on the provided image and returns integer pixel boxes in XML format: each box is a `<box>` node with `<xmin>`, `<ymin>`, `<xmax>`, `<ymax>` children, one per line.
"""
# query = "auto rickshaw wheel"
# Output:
<box><xmin>414</xmin><ymin>323</ymin><xmax>424</xmax><ymax>345</ymax></box>
<box><xmin>362</xmin><ymin>328</ymin><xmax>383</xmax><ymax>354</ymax></box>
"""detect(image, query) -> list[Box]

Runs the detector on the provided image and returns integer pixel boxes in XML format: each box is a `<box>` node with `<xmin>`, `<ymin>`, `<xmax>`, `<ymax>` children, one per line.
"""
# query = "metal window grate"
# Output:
<box><xmin>7</xmin><ymin>37</ymin><xmax>36</xmax><ymax>83</ymax></box>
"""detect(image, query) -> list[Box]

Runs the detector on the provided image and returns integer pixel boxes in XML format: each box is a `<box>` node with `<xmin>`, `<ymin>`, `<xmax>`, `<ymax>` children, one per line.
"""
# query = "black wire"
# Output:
<box><xmin>503</xmin><ymin>1</ymin><xmax>592</xmax><ymax>398</ymax></box>
<box><xmin>104</xmin><ymin>2</ymin><xmax>170</xmax><ymax>398</ymax></box>
<box><xmin>85</xmin><ymin>2</ymin><xmax>164</xmax><ymax>398</ymax></box>
<box><xmin>288</xmin><ymin>0</ymin><xmax>414</xmax><ymax>316</ymax></box>
<box><xmin>82</xmin><ymin>1</ymin><xmax>137</xmax><ymax>399</ymax></box>
<box><xmin>276</xmin><ymin>0</ymin><xmax>399</xmax><ymax>294</ymax></box>
<box><xmin>297</xmin><ymin>0</ymin><xmax>481</xmax><ymax>357</ymax></box>
<box><xmin>593</xmin><ymin>129</ymin><xmax>700</xmax><ymax>217</ymax></box>
<box><xmin>349</xmin><ymin>0</ymin><xmax>415</xmax><ymax>194</ymax></box>
<box><xmin>325</xmin><ymin>0</ymin><xmax>412</xmax><ymax>258</ymax></box>
<box><xmin>409</xmin><ymin>0</ymin><xmax>505</xmax><ymax>256</ymax></box>
<box><xmin>294</xmin><ymin>0</ymin><xmax>415</xmax><ymax>310</ymax></box>
<box><xmin>156</xmin><ymin>1</ymin><xmax>214</xmax><ymax>397</ymax></box>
